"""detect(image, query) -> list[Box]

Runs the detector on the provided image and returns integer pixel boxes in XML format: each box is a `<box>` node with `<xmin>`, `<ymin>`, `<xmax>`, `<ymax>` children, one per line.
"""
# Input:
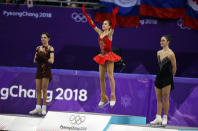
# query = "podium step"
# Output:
<box><xmin>107</xmin><ymin>124</ymin><xmax>198</xmax><ymax>131</ymax></box>
<box><xmin>37</xmin><ymin>111</ymin><xmax>146</xmax><ymax>131</ymax></box>
<box><xmin>0</xmin><ymin>111</ymin><xmax>146</xmax><ymax>131</ymax></box>
<box><xmin>0</xmin><ymin>114</ymin><xmax>43</xmax><ymax>131</ymax></box>
<box><xmin>0</xmin><ymin>112</ymin><xmax>197</xmax><ymax>131</ymax></box>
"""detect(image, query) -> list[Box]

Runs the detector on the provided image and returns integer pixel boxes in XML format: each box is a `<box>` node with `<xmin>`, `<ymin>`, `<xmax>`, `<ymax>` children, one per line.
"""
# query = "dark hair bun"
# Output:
<box><xmin>163</xmin><ymin>35</ymin><xmax>171</xmax><ymax>42</ymax></box>
<box><xmin>42</xmin><ymin>32</ymin><xmax>50</xmax><ymax>38</ymax></box>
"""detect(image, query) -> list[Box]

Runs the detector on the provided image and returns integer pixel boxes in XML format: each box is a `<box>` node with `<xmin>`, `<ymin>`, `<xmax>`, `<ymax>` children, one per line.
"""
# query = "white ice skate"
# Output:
<box><xmin>42</xmin><ymin>105</ymin><xmax>47</xmax><ymax>115</ymax></box>
<box><xmin>110</xmin><ymin>101</ymin><xmax>116</xmax><ymax>107</ymax></box>
<box><xmin>29</xmin><ymin>108</ymin><xmax>42</xmax><ymax>115</ymax></box>
<box><xmin>150</xmin><ymin>115</ymin><xmax>162</xmax><ymax>126</ymax></box>
<box><xmin>98</xmin><ymin>101</ymin><xmax>109</xmax><ymax>108</ymax></box>
<box><xmin>162</xmin><ymin>115</ymin><xmax>168</xmax><ymax>127</ymax></box>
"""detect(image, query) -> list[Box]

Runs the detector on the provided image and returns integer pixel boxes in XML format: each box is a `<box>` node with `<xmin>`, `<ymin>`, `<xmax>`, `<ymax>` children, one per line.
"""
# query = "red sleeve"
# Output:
<box><xmin>82</xmin><ymin>5</ymin><xmax>96</xmax><ymax>28</ymax></box>
<box><xmin>111</xmin><ymin>7</ymin><xmax>119</xmax><ymax>29</ymax></box>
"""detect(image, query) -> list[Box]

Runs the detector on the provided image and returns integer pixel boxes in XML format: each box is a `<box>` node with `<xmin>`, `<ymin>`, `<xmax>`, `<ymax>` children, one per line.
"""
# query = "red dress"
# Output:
<box><xmin>93</xmin><ymin>36</ymin><xmax>121</xmax><ymax>65</ymax></box>
<box><xmin>35</xmin><ymin>46</ymin><xmax>53</xmax><ymax>81</ymax></box>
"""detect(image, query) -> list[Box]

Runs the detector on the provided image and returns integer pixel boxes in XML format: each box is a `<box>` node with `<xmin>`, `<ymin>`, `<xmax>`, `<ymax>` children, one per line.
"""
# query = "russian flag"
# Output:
<box><xmin>94</xmin><ymin>0</ymin><xmax>140</xmax><ymax>27</ymax></box>
<box><xmin>183</xmin><ymin>0</ymin><xmax>198</xmax><ymax>30</ymax></box>
<box><xmin>193</xmin><ymin>0</ymin><xmax>198</xmax><ymax>4</ymax></box>
<box><xmin>140</xmin><ymin>0</ymin><xmax>186</xmax><ymax>19</ymax></box>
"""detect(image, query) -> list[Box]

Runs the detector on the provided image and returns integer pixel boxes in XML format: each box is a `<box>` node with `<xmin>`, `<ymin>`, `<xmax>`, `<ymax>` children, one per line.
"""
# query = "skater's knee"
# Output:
<box><xmin>162</xmin><ymin>93</ymin><xmax>169</xmax><ymax>102</ymax></box>
<box><xmin>100</xmin><ymin>76</ymin><xmax>105</xmax><ymax>81</ymax></box>
<box><xmin>36</xmin><ymin>87</ymin><xmax>41</xmax><ymax>93</ymax></box>
<box><xmin>42</xmin><ymin>88</ymin><xmax>48</xmax><ymax>93</ymax></box>
<box><xmin>157</xmin><ymin>99</ymin><xmax>163</xmax><ymax>103</ymax></box>
<box><xmin>107</xmin><ymin>73</ymin><xmax>114</xmax><ymax>81</ymax></box>
<box><xmin>156</xmin><ymin>95</ymin><xmax>163</xmax><ymax>102</ymax></box>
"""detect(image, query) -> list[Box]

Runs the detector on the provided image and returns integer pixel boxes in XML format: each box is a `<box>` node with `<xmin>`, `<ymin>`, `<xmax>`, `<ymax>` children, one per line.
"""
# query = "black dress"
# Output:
<box><xmin>35</xmin><ymin>46</ymin><xmax>53</xmax><ymax>82</ymax></box>
<box><xmin>155</xmin><ymin>56</ymin><xmax>174</xmax><ymax>90</ymax></box>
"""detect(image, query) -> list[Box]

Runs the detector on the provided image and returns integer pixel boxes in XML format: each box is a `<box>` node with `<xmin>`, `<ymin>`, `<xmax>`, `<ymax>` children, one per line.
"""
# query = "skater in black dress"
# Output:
<box><xmin>150</xmin><ymin>35</ymin><xmax>176</xmax><ymax>126</ymax></box>
<box><xmin>29</xmin><ymin>32</ymin><xmax>54</xmax><ymax>115</ymax></box>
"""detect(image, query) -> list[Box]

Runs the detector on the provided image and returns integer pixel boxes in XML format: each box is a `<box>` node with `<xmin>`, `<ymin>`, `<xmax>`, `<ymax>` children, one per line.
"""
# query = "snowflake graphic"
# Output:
<box><xmin>121</xmin><ymin>95</ymin><xmax>132</xmax><ymax>108</ymax></box>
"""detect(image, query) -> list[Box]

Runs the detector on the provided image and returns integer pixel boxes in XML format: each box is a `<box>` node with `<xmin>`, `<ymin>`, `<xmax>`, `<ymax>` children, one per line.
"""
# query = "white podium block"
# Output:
<box><xmin>0</xmin><ymin>114</ymin><xmax>42</xmax><ymax>131</ymax></box>
<box><xmin>37</xmin><ymin>111</ymin><xmax>111</xmax><ymax>131</ymax></box>
<box><xmin>108</xmin><ymin>125</ymin><xmax>178</xmax><ymax>131</ymax></box>
<box><xmin>0</xmin><ymin>115</ymin><xmax>16</xmax><ymax>130</ymax></box>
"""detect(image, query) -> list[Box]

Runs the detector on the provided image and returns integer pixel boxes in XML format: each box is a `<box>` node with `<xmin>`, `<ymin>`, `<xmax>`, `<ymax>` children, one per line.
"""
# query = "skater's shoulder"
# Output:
<box><xmin>49</xmin><ymin>46</ymin><xmax>54</xmax><ymax>51</ymax></box>
<box><xmin>157</xmin><ymin>50</ymin><xmax>162</xmax><ymax>55</ymax></box>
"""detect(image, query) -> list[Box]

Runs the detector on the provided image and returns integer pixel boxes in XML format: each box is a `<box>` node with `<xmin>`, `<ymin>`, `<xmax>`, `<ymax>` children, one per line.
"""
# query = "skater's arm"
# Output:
<box><xmin>157</xmin><ymin>51</ymin><xmax>160</xmax><ymax>59</ymax></box>
<box><xmin>34</xmin><ymin>46</ymin><xmax>39</xmax><ymax>63</ymax></box>
<box><xmin>48</xmin><ymin>46</ymin><xmax>54</xmax><ymax>64</ymax></box>
<box><xmin>34</xmin><ymin>53</ymin><xmax>37</xmax><ymax>63</ymax></box>
<box><xmin>82</xmin><ymin>5</ymin><xmax>102</xmax><ymax>35</ymax></box>
<box><xmin>109</xmin><ymin>7</ymin><xmax>119</xmax><ymax>36</ymax></box>
<box><xmin>170</xmin><ymin>53</ymin><xmax>177</xmax><ymax>76</ymax></box>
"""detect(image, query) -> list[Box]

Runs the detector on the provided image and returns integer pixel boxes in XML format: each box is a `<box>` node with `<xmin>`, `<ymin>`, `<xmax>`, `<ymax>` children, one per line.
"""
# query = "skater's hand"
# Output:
<box><xmin>113</xmin><ymin>7</ymin><xmax>119</xmax><ymax>15</ymax></box>
<box><xmin>82</xmin><ymin>5</ymin><xmax>86</xmax><ymax>14</ymax></box>
<box><xmin>36</xmin><ymin>52</ymin><xmax>48</xmax><ymax>63</ymax></box>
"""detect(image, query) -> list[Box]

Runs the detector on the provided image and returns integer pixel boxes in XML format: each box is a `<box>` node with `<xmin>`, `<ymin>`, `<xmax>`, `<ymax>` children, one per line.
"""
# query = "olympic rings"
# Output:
<box><xmin>71</xmin><ymin>12</ymin><xmax>87</xmax><ymax>23</ymax></box>
<box><xmin>69</xmin><ymin>115</ymin><xmax>86</xmax><ymax>125</ymax></box>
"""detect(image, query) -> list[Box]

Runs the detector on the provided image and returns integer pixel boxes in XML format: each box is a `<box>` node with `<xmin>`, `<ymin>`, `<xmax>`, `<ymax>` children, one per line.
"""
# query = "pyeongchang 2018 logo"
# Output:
<box><xmin>60</xmin><ymin>114</ymin><xmax>87</xmax><ymax>130</ymax></box>
<box><xmin>69</xmin><ymin>115</ymin><xmax>86</xmax><ymax>125</ymax></box>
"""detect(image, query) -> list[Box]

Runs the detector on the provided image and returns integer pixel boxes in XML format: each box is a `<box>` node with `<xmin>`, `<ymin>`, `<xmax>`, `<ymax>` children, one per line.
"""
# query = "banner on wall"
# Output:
<box><xmin>0</xmin><ymin>67</ymin><xmax>151</xmax><ymax>117</ymax></box>
<box><xmin>0</xmin><ymin>67</ymin><xmax>198</xmax><ymax>127</ymax></box>
<box><xmin>1</xmin><ymin>4</ymin><xmax>198</xmax><ymax>78</ymax></box>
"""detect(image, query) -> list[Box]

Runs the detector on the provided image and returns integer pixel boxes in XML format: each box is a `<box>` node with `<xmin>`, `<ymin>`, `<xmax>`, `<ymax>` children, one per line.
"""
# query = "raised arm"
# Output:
<box><xmin>169</xmin><ymin>53</ymin><xmax>177</xmax><ymax>76</ymax></box>
<box><xmin>82</xmin><ymin>5</ymin><xmax>102</xmax><ymax>35</ymax></box>
<box><xmin>109</xmin><ymin>7</ymin><xmax>119</xmax><ymax>35</ymax></box>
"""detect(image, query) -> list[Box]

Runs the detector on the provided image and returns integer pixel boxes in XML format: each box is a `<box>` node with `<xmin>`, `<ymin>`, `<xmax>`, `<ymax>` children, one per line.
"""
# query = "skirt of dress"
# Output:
<box><xmin>93</xmin><ymin>52</ymin><xmax>121</xmax><ymax>65</ymax></box>
<box><xmin>155</xmin><ymin>74</ymin><xmax>174</xmax><ymax>90</ymax></box>
<box><xmin>36</xmin><ymin>63</ymin><xmax>52</xmax><ymax>82</ymax></box>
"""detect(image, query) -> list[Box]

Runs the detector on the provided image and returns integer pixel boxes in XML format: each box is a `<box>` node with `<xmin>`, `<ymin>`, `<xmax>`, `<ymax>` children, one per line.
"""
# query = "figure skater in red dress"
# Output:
<box><xmin>82</xmin><ymin>5</ymin><xmax>121</xmax><ymax>107</ymax></box>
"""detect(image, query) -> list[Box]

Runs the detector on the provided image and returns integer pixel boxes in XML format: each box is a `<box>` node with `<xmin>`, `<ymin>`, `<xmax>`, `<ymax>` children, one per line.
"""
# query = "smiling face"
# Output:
<box><xmin>41</xmin><ymin>34</ymin><xmax>50</xmax><ymax>45</ymax></box>
<box><xmin>102</xmin><ymin>20</ymin><xmax>111</xmax><ymax>31</ymax></box>
<box><xmin>160</xmin><ymin>36</ymin><xmax>169</xmax><ymax>48</ymax></box>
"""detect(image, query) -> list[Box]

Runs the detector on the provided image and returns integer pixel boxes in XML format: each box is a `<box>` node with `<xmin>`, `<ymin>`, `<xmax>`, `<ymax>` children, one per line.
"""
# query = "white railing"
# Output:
<box><xmin>0</xmin><ymin>0</ymin><xmax>103</xmax><ymax>8</ymax></box>
<box><xmin>32</xmin><ymin>0</ymin><xmax>101</xmax><ymax>7</ymax></box>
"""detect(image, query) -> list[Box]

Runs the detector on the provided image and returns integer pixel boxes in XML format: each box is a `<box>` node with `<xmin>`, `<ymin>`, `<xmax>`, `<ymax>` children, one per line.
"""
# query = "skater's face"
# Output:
<box><xmin>160</xmin><ymin>36</ymin><xmax>169</xmax><ymax>47</ymax></box>
<box><xmin>41</xmin><ymin>34</ymin><xmax>50</xmax><ymax>45</ymax></box>
<box><xmin>102</xmin><ymin>20</ymin><xmax>110</xmax><ymax>31</ymax></box>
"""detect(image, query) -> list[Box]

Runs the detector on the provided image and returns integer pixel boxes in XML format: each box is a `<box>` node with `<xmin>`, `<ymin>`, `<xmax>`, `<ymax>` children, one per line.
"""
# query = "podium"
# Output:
<box><xmin>0</xmin><ymin>112</ymin><xmax>197</xmax><ymax>131</ymax></box>
<box><xmin>37</xmin><ymin>111</ymin><xmax>146</xmax><ymax>131</ymax></box>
